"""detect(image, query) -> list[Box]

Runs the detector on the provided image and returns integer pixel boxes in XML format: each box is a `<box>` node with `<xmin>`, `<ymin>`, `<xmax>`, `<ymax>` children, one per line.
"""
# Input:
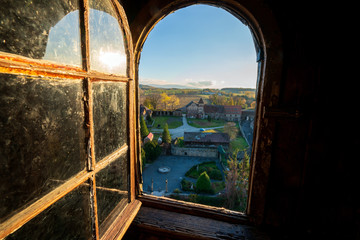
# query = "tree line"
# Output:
<box><xmin>208</xmin><ymin>94</ymin><xmax>255</xmax><ymax>109</ymax></box>
<box><xmin>143</xmin><ymin>92</ymin><xmax>180</xmax><ymax>110</ymax></box>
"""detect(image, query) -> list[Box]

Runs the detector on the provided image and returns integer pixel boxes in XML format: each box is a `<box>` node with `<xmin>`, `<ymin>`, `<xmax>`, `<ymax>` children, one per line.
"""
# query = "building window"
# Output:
<box><xmin>0</xmin><ymin>0</ymin><xmax>139</xmax><ymax>239</ymax></box>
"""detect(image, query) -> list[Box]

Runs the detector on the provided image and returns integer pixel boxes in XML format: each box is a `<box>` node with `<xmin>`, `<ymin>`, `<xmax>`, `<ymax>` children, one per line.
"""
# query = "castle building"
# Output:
<box><xmin>185</xmin><ymin>98</ymin><xmax>242</xmax><ymax>121</ymax></box>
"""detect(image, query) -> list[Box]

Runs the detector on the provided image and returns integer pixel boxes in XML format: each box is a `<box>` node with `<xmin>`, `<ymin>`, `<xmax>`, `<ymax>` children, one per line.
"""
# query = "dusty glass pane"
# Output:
<box><xmin>89</xmin><ymin>0</ymin><xmax>127</xmax><ymax>75</ymax></box>
<box><xmin>0</xmin><ymin>74</ymin><xmax>86</xmax><ymax>222</ymax></box>
<box><xmin>92</xmin><ymin>81</ymin><xmax>128</xmax><ymax>161</ymax></box>
<box><xmin>5</xmin><ymin>184</ymin><xmax>93</xmax><ymax>240</ymax></box>
<box><xmin>0</xmin><ymin>0</ymin><xmax>81</xmax><ymax>67</ymax></box>
<box><xmin>96</xmin><ymin>153</ymin><xmax>128</xmax><ymax>237</ymax></box>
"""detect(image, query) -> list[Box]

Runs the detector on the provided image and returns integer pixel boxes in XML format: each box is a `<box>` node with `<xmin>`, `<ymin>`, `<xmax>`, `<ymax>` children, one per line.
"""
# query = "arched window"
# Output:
<box><xmin>137</xmin><ymin>4</ymin><xmax>259</xmax><ymax>213</ymax></box>
<box><xmin>0</xmin><ymin>0</ymin><xmax>139</xmax><ymax>239</ymax></box>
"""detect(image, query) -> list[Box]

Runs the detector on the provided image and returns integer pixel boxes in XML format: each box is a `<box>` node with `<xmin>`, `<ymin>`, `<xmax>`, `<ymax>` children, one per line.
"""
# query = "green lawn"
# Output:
<box><xmin>230</xmin><ymin>136</ymin><xmax>249</xmax><ymax>151</ymax></box>
<box><xmin>187</xmin><ymin>118</ymin><xmax>226</xmax><ymax>128</ymax></box>
<box><xmin>151</xmin><ymin>116</ymin><xmax>183</xmax><ymax>129</ymax></box>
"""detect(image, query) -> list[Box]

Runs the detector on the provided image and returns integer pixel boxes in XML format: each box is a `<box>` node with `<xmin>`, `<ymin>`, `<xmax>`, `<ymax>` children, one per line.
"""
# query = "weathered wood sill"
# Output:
<box><xmin>124</xmin><ymin>206</ymin><xmax>269</xmax><ymax>240</ymax></box>
<box><xmin>124</xmin><ymin>195</ymin><xmax>269</xmax><ymax>240</ymax></box>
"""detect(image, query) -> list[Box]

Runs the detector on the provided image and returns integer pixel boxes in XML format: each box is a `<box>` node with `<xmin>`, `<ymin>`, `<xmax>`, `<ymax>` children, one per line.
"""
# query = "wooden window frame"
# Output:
<box><xmin>0</xmin><ymin>0</ymin><xmax>141</xmax><ymax>239</ymax></box>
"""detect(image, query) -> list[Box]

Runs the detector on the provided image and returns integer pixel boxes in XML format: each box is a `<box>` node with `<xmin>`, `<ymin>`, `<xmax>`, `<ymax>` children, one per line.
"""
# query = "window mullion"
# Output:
<box><xmin>80</xmin><ymin>0</ymin><xmax>90</xmax><ymax>72</ymax></box>
<box><xmin>80</xmin><ymin>0</ymin><xmax>99</xmax><ymax>238</ymax></box>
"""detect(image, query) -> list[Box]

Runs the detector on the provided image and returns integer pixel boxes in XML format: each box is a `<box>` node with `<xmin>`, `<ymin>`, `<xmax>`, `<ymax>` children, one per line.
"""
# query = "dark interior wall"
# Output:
<box><xmin>120</xmin><ymin>0</ymin><xmax>358</xmax><ymax>238</ymax></box>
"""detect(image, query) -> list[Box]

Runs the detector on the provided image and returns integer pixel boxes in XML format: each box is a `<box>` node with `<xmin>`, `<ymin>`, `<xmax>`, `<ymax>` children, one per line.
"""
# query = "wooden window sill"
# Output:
<box><xmin>101</xmin><ymin>199</ymin><xmax>142</xmax><ymax>240</ymax></box>
<box><xmin>125</xmin><ymin>206</ymin><xmax>269</xmax><ymax>240</ymax></box>
<box><xmin>137</xmin><ymin>194</ymin><xmax>248</xmax><ymax>224</ymax></box>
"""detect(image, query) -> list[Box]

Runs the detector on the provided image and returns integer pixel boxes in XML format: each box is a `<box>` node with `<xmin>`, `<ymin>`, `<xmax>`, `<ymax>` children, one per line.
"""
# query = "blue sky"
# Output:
<box><xmin>139</xmin><ymin>4</ymin><xmax>257</xmax><ymax>89</ymax></box>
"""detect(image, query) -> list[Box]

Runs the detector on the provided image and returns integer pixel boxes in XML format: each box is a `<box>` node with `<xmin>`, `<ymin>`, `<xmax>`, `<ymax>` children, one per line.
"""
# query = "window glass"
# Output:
<box><xmin>89</xmin><ymin>0</ymin><xmax>127</xmax><ymax>75</ymax></box>
<box><xmin>96</xmin><ymin>153</ymin><xmax>129</xmax><ymax>237</ymax></box>
<box><xmin>5</xmin><ymin>184</ymin><xmax>93</xmax><ymax>240</ymax></box>
<box><xmin>0</xmin><ymin>0</ymin><xmax>81</xmax><ymax>67</ymax></box>
<box><xmin>92</xmin><ymin>81</ymin><xmax>128</xmax><ymax>161</ymax></box>
<box><xmin>0</xmin><ymin>74</ymin><xmax>86</xmax><ymax>221</ymax></box>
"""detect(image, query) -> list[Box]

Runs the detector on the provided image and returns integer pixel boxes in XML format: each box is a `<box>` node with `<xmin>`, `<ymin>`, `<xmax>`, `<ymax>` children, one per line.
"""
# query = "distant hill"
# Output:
<box><xmin>139</xmin><ymin>84</ymin><xmax>156</xmax><ymax>89</ymax></box>
<box><xmin>221</xmin><ymin>88</ymin><xmax>256</xmax><ymax>93</ymax></box>
<box><xmin>139</xmin><ymin>83</ymin><xmax>199</xmax><ymax>89</ymax></box>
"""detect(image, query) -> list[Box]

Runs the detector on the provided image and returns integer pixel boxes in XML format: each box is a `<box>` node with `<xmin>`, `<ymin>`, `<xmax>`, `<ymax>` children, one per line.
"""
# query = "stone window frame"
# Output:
<box><xmin>132</xmin><ymin>0</ymin><xmax>284</xmax><ymax>226</ymax></box>
<box><xmin>0</xmin><ymin>0</ymin><xmax>141</xmax><ymax>239</ymax></box>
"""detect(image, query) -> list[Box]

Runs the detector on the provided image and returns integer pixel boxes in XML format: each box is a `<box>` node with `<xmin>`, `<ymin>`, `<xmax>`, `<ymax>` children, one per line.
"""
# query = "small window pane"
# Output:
<box><xmin>89</xmin><ymin>0</ymin><xmax>127</xmax><ymax>75</ymax></box>
<box><xmin>5</xmin><ymin>184</ymin><xmax>93</xmax><ymax>240</ymax></box>
<box><xmin>92</xmin><ymin>81</ymin><xmax>128</xmax><ymax>161</ymax></box>
<box><xmin>0</xmin><ymin>0</ymin><xmax>81</xmax><ymax>67</ymax></box>
<box><xmin>96</xmin><ymin>153</ymin><xmax>128</xmax><ymax>237</ymax></box>
<box><xmin>0</xmin><ymin>74</ymin><xmax>86</xmax><ymax>222</ymax></box>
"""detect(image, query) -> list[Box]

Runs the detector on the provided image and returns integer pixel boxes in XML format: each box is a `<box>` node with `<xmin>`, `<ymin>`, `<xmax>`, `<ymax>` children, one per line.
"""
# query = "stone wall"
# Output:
<box><xmin>171</xmin><ymin>146</ymin><xmax>218</xmax><ymax>158</ymax></box>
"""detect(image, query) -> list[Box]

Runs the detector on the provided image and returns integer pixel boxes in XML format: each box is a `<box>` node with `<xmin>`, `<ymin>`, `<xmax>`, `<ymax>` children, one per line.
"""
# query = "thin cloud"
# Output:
<box><xmin>186</xmin><ymin>80</ymin><xmax>215</xmax><ymax>87</ymax></box>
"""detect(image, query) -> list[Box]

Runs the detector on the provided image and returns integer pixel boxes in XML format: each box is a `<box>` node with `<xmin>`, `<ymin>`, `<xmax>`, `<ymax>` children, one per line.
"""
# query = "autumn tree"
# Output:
<box><xmin>160</xmin><ymin>92</ymin><xmax>170</xmax><ymax>109</ymax></box>
<box><xmin>238</xmin><ymin>151</ymin><xmax>250</xmax><ymax>211</ymax></box>
<box><xmin>143</xmin><ymin>98</ymin><xmax>154</xmax><ymax>109</ymax></box>
<box><xmin>223</xmin><ymin>122</ymin><xmax>239</xmax><ymax>140</ymax></box>
<box><xmin>224</xmin><ymin>151</ymin><xmax>239</xmax><ymax>209</ymax></box>
<box><xmin>168</xmin><ymin>95</ymin><xmax>180</xmax><ymax>110</ymax></box>
<box><xmin>146</xmin><ymin>94</ymin><xmax>161</xmax><ymax>110</ymax></box>
<box><xmin>224</xmin><ymin>150</ymin><xmax>250</xmax><ymax>211</ymax></box>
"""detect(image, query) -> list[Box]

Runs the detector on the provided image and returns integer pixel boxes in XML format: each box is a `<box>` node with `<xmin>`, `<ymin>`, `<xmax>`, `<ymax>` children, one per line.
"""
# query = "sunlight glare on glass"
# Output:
<box><xmin>98</xmin><ymin>50</ymin><xmax>126</xmax><ymax>70</ymax></box>
<box><xmin>89</xmin><ymin>0</ymin><xmax>127</xmax><ymax>75</ymax></box>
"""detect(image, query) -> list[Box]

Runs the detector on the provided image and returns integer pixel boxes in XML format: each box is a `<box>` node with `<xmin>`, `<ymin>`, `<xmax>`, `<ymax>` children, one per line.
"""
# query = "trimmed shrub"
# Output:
<box><xmin>208</xmin><ymin>169</ymin><xmax>223</xmax><ymax>180</ymax></box>
<box><xmin>140</xmin><ymin>116</ymin><xmax>149</xmax><ymax>138</ymax></box>
<box><xmin>173</xmin><ymin>188</ymin><xmax>182</xmax><ymax>194</ymax></box>
<box><xmin>196</xmin><ymin>172</ymin><xmax>212</xmax><ymax>194</ymax></box>
<box><xmin>162</xmin><ymin>123</ymin><xmax>171</xmax><ymax>143</ymax></box>
<box><xmin>181</xmin><ymin>179</ymin><xmax>194</xmax><ymax>192</ymax></box>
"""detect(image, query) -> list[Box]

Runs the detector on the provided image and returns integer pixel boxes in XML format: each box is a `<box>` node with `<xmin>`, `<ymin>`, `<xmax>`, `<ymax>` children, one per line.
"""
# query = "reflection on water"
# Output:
<box><xmin>89</xmin><ymin>0</ymin><xmax>127</xmax><ymax>75</ymax></box>
<box><xmin>0</xmin><ymin>0</ymin><xmax>81</xmax><ymax>67</ymax></box>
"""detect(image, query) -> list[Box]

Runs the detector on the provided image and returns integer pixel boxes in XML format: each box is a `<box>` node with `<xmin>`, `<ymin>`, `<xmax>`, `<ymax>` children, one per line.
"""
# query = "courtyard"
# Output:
<box><xmin>142</xmin><ymin>155</ymin><xmax>220</xmax><ymax>196</ymax></box>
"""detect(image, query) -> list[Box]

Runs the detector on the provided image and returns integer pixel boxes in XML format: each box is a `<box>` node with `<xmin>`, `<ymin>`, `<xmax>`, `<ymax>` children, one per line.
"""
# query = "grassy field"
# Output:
<box><xmin>229</xmin><ymin>136</ymin><xmax>249</xmax><ymax>151</ymax></box>
<box><xmin>150</xmin><ymin>116</ymin><xmax>183</xmax><ymax>129</ymax></box>
<box><xmin>187</xmin><ymin>118</ymin><xmax>226</xmax><ymax>128</ymax></box>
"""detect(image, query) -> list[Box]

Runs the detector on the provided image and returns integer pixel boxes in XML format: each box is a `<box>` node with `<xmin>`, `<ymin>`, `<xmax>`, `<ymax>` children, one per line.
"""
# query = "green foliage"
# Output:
<box><xmin>141</xmin><ymin>147</ymin><xmax>146</xmax><ymax>170</ymax></box>
<box><xmin>175</xmin><ymin>137</ymin><xmax>184</xmax><ymax>147</ymax></box>
<box><xmin>140</xmin><ymin>116</ymin><xmax>149</xmax><ymax>138</ymax></box>
<box><xmin>173</xmin><ymin>188</ymin><xmax>182</xmax><ymax>194</ymax></box>
<box><xmin>208</xmin><ymin>169</ymin><xmax>222</xmax><ymax>180</ymax></box>
<box><xmin>146</xmin><ymin>114</ymin><xmax>153</xmax><ymax>123</ymax></box>
<box><xmin>143</xmin><ymin>140</ymin><xmax>161</xmax><ymax>162</ymax></box>
<box><xmin>181</xmin><ymin>179</ymin><xmax>194</xmax><ymax>191</ymax></box>
<box><xmin>223</xmin><ymin>122</ymin><xmax>239</xmax><ymax>140</ymax></box>
<box><xmin>224</xmin><ymin>150</ymin><xmax>250</xmax><ymax>211</ymax></box>
<box><xmin>185</xmin><ymin>161</ymin><xmax>223</xmax><ymax>180</ymax></box>
<box><xmin>196</xmin><ymin>172</ymin><xmax>212</xmax><ymax>194</ymax></box>
<box><xmin>162</xmin><ymin>123</ymin><xmax>171</xmax><ymax>144</ymax></box>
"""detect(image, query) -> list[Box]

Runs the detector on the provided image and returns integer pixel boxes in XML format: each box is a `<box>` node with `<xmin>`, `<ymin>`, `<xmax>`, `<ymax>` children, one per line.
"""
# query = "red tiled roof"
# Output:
<box><xmin>223</xmin><ymin>105</ymin><xmax>242</xmax><ymax>114</ymax></box>
<box><xmin>146</xmin><ymin>132</ymin><xmax>153</xmax><ymax>140</ymax></box>
<box><xmin>203</xmin><ymin>104</ymin><xmax>241</xmax><ymax>114</ymax></box>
